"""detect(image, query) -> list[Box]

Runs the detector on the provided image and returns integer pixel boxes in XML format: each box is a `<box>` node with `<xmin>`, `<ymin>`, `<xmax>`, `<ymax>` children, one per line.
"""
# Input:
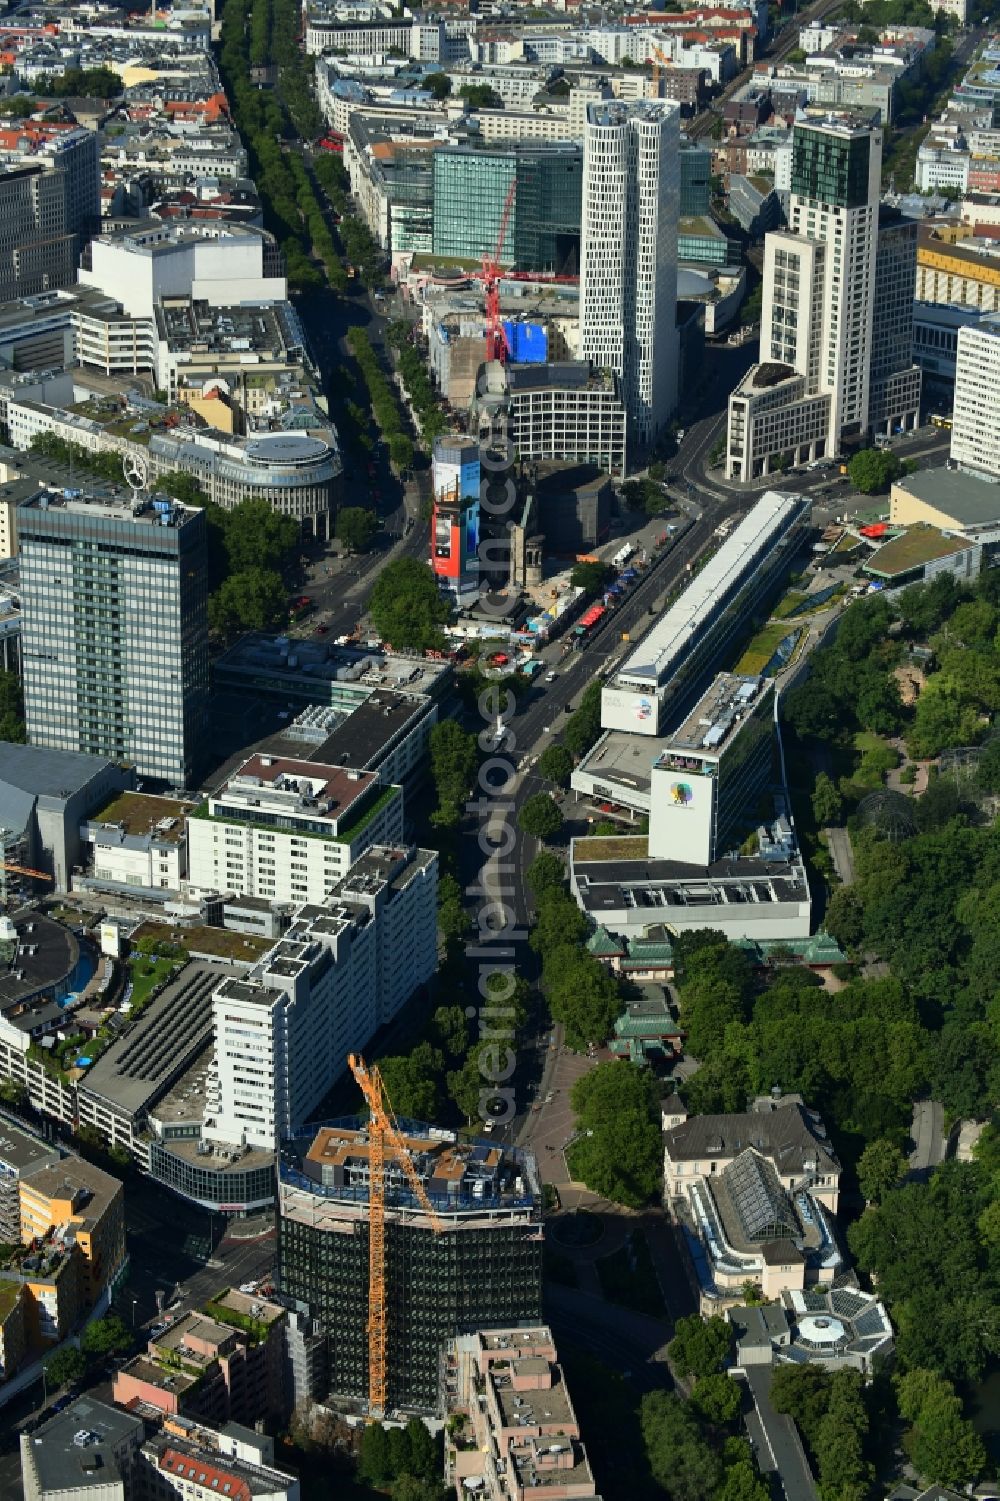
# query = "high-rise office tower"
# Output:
<box><xmin>952</xmin><ymin>314</ymin><xmax>1000</xmax><ymax>477</ymax></box>
<box><xmin>580</xmin><ymin>101</ymin><xmax>680</xmax><ymax>451</ymax></box>
<box><xmin>868</xmin><ymin>207</ymin><xmax>923</xmax><ymax>436</ymax></box>
<box><xmin>19</xmin><ymin>489</ymin><xmax>209</xmax><ymax>787</ymax></box>
<box><xmin>777</xmin><ymin>111</ymin><xmax>882</xmax><ymax>441</ymax></box>
<box><xmin>278</xmin><ymin>1121</ymin><xmax>543</xmax><ymax>1409</ymax></box>
<box><xmin>729</xmin><ymin>110</ymin><xmax>920</xmax><ymax>480</ymax></box>
<box><xmin>0</xmin><ymin>127</ymin><xmax>100</xmax><ymax>302</ymax></box>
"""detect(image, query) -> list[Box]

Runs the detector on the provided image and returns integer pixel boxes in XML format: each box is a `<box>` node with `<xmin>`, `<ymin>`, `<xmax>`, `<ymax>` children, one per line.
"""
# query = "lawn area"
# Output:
<box><xmin>772</xmin><ymin>590</ymin><xmax>808</xmax><ymax>620</ymax></box>
<box><xmin>853</xmin><ymin>730</ymin><xmax>890</xmax><ymax>755</ymax></box>
<box><xmin>735</xmin><ymin>621</ymin><xmax>796</xmax><ymax>676</ymax></box>
<box><xmin>130</xmin><ymin>921</ymin><xmax>272</xmax><ymax>962</ymax></box>
<box><xmin>595</xmin><ymin>1229</ymin><xmax>666</xmax><ymax>1319</ymax></box>
<box><xmin>128</xmin><ymin>954</ymin><xmax>182</xmax><ymax>1012</ymax></box>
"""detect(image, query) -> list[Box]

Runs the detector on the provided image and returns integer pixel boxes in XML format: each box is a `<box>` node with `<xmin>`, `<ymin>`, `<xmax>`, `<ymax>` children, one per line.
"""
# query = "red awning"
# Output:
<box><xmin>580</xmin><ymin>605</ymin><xmax>606</xmax><ymax>628</ymax></box>
<box><xmin>859</xmin><ymin>523</ymin><xmax>888</xmax><ymax>538</ymax></box>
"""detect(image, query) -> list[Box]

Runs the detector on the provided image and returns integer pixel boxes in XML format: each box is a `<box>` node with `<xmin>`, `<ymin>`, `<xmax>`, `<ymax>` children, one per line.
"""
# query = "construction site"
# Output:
<box><xmin>276</xmin><ymin>1060</ymin><xmax>544</xmax><ymax>1416</ymax></box>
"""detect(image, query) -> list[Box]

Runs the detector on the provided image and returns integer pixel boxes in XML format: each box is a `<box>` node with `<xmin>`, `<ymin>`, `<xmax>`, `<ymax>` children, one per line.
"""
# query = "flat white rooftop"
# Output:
<box><xmin>615</xmin><ymin>492</ymin><xmax>801</xmax><ymax>691</ymax></box>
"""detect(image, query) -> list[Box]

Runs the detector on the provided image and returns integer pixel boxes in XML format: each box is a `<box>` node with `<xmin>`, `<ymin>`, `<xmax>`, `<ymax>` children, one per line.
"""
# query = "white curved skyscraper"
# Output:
<box><xmin>580</xmin><ymin>100</ymin><xmax>680</xmax><ymax>454</ymax></box>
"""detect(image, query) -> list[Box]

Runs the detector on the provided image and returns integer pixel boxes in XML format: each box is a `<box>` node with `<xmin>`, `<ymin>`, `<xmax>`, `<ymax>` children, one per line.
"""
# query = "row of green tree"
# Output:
<box><xmin>346</xmin><ymin>329</ymin><xmax>423</xmax><ymax>469</ymax></box>
<box><xmin>218</xmin><ymin>0</ymin><xmax>339</xmax><ymax>290</ymax></box>
<box><xmin>385</xmin><ymin>322</ymin><xmax>449</xmax><ymax>449</ymax></box>
<box><xmin>43</xmin><ymin>1314</ymin><xmax>133</xmax><ymax>1390</ymax></box>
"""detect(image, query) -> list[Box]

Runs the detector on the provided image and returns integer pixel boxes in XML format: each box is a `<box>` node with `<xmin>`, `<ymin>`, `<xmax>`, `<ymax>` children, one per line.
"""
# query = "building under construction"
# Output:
<box><xmin>276</xmin><ymin>1119</ymin><xmax>544</xmax><ymax>1413</ymax></box>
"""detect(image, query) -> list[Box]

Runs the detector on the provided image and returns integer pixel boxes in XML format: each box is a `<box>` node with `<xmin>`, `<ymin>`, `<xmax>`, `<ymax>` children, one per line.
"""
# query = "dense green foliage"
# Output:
<box><xmin>848</xmin><ymin>1154</ymin><xmax>1000</xmax><ymax>1383</ymax></box>
<box><xmin>567</xmin><ymin>1063</ymin><xmax>662</xmax><ymax>1207</ymax></box>
<box><xmin>0</xmin><ymin>668</ymin><xmax>25</xmax><ymax>743</ymax></box>
<box><xmin>357</xmin><ymin>1418</ymin><xmax>441</xmax><ymax>1492</ymax></box>
<box><xmin>674</xmin><ymin>929</ymin><xmax>929</xmax><ymax>1159</ymax></box>
<box><xmin>896</xmin><ymin>1369</ymin><xmax>986</xmax><ymax>1486</ymax></box>
<box><xmin>368</xmin><ymin>557</ymin><xmax>450</xmax><ymax>651</ymax></box>
<box><xmin>44</xmin><ymin>1345</ymin><xmax>86</xmax><ymax>1388</ymax></box>
<box><xmin>337</xmin><ymin>505</ymin><xmax>377</xmax><ymax>551</ymax></box>
<box><xmin>770</xmin><ymin>1367</ymin><xmax>874</xmax><ymax>1501</ymax></box>
<box><xmin>848</xmin><ymin>448</ymin><xmax>904</xmax><ymax>494</ymax></box>
<box><xmin>570</xmin><ymin>560</ymin><xmax>613</xmax><ymax>593</ymax></box>
<box><xmin>530</xmin><ymin>872</ymin><xmax>624</xmax><ymax>1051</ymax></box>
<box><xmin>34</xmin><ymin>67</ymin><xmax>122</xmax><ymax>98</ymax></box>
<box><xmin>428</xmin><ymin>719</ymin><xmax>478</xmax><ymax>828</ymax></box>
<box><xmin>536</xmin><ymin>743</ymin><xmax>574</xmax><ymax>786</ymax></box>
<box><xmin>518</xmin><ymin>793</ymin><xmax>563</xmax><ymax>840</ymax></box>
<box><xmin>668</xmin><ymin>1315</ymin><xmax>733</xmax><ymax>1381</ymax></box>
<box><xmin>563</xmin><ymin>680</ymin><xmax>604</xmax><ymax>759</ymax></box>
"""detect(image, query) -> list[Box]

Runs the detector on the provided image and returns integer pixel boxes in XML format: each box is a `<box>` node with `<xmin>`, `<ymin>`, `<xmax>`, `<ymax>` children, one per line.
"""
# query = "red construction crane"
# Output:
<box><xmin>483</xmin><ymin>176</ymin><xmax>517</xmax><ymax>364</ymax></box>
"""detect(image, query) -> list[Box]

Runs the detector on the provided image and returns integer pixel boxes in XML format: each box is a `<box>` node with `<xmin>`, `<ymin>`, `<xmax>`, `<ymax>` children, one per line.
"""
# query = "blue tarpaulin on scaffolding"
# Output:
<box><xmin>502</xmin><ymin>321</ymin><xmax>548</xmax><ymax>363</ymax></box>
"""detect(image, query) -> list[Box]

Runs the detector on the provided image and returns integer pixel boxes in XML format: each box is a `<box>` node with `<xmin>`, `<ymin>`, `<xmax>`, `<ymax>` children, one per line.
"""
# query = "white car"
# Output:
<box><xmin>545</xmin><ymin>671</ymin><xmax>556</xmax><ymax>683</ymax></box>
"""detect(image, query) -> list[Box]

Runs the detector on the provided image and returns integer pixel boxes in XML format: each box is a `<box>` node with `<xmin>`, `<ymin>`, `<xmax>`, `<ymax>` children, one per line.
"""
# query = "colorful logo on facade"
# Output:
<box><xmin>670</xmin><ymin>782</ymin><xmax>694</xmax><ymax>806</ymax></box>
<box><xmin>636</xmin><ymin>698</ymin><xmax>653</xmax><ymax>722</ymax></box>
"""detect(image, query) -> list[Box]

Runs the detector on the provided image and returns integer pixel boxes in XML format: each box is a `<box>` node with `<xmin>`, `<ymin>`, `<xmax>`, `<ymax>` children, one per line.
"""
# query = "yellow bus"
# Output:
<box><xmin>930</xmin><ymin>413</ymin><xmax>953</xmax><ymax>430</ymax></box>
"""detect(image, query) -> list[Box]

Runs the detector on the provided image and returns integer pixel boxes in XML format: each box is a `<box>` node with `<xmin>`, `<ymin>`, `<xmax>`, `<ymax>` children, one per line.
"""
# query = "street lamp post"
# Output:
<box><xmin>130</xmin><ymin>1298</ymin><xmax>138</xmax><ymax>1332</ymax></box>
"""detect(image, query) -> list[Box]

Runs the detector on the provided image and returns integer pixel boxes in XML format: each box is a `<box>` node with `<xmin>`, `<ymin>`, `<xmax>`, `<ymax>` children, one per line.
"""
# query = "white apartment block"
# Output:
<box><xmin>205</xmin><ymin>845</ymin><xmax>438</xmax><ymax>1149</ymax></box>
<box><xmin>952</xmin><ymin>314</ymin><xmax>1000</xmax><ymax>477</ymax></box>
<box><xmin>580</xmin><ymin>100</ymin><xmax>680</xmax><ymax>453</ymax></box>
<box><xmin>186</xmin><ymin>754</ymin><xmax>405</xmax><ymax>903</ymax></box>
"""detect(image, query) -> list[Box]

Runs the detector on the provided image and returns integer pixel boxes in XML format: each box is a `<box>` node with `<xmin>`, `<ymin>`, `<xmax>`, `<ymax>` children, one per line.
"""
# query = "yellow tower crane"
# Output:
<box><xmin>347</xmin><ymin>1053</ymin><xmax>445</xmax><ymax>1419</ymax></box>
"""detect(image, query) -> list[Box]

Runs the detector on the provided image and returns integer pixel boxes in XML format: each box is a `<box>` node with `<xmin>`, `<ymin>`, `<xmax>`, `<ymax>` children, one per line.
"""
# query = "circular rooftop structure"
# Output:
<box><xmin>798</xmin><ymin>1316</ymin><xmax>846</xmax><ymax>1346</ymax></box>
<box><xmin>244</xmin><ymin>433</ymin><xmax>331</xmax><ymax>468</ymax></box>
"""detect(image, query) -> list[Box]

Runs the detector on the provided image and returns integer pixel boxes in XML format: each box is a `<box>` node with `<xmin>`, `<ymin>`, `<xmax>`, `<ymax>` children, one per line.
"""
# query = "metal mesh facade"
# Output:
<box><xmin>278</xmin><ymin>1212</ymin><xmax>543</xmax><ymax>1409</ymax></box>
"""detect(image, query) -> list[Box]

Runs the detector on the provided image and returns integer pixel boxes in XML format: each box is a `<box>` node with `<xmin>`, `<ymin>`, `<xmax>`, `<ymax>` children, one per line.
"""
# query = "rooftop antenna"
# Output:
<box><xmin>123</xmin><ymin>453</ymin><xmax>148</xmax><ymax>506</ymax></box>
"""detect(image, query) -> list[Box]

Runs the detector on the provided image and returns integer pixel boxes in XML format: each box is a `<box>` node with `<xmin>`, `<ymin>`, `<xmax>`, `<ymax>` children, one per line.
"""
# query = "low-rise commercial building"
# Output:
<box><xmin>729</xmin><ymin>1286</ymin><xmax>893</xmax><ymax>1374</ymax></box>
<box><xmin>599</xmin><ymin>491</ymin><xmax>806</xmax><ymax>737</ymax></box>
<box><xmin>444</xmin><ymin>1327</ymin><xmax>599</xmax><ymax>1500</ymax></box>
<box><xmin>491</xmin><ymin>361</ymin><xmax>628</xmax><ymax>479</ymax></box>
<box><xmin>0</xmin><ymin>744</ymin><xmax>131</xmax><ymax>894</ymax></box>
<box><xmin>80</xmin><ymin>790</ymin><xmax>194</xmax><ymax>900</ymax></box>
<box><xmin>114</xmin><ymin>1292</ymin><xmax>287</xmax><ymax>1428</ymax></box>
<box><xmin>889</xmin><ymin>466</ymin><xmax>1000</xmax><ymax>546</ymax></box>
<box><xmin>20</xmin><ymin>1396</ymin><xmax>144</xmax><ymax>1501</ymax></box>
<box><xmin>861</xmin><ymin>524</ymin><xmax>983</xmax><ymax>592</ymax></box>
<box><xmin>133</xmin><ymin>1419</ymin><xmax>300</xmax><ymax>1501</ymax></box>
<box><xmin>569</xmin><ymin>827</ymin><xmax>812</xmax><ymax>943</ymax></box>
<box><xmin>916</xmin><ymin>221</ymin><xmax>1000</xmax><ymax>312</ymax></box>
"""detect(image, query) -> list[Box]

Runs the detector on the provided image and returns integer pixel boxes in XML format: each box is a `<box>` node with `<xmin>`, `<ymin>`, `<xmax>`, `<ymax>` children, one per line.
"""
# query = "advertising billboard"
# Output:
<box><xmin>649</xmin><ymin>764</ymin><xmax>716</xmax><ymax>865</ymax></box>
<box><xmin>601</xmin><ymin>684</ymin><xmax>662</xmax><ymax>736</ymax></box>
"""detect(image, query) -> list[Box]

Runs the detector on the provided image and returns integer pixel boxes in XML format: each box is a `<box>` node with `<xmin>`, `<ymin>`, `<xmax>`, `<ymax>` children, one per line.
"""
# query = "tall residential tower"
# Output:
<box><xmin>580</xmin><ymin>101</ymin><xmax>680</xmax><ymax>452</ymax></box>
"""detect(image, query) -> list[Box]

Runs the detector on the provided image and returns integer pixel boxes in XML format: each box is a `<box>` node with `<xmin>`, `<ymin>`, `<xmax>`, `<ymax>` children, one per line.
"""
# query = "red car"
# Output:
<box><xmin>367</xmin><ymin>463</ymin><xmax>376</xmax><ymax>478</ymax></box>
<box><xmin>372</xmin><ymin>488</ymin><xmax>381</xmax><ymax>502</ymax></box>
<box><xmin>314</xmin><ymin>624</ymin><xmax>329</xmax><ymax>635</ymax></box>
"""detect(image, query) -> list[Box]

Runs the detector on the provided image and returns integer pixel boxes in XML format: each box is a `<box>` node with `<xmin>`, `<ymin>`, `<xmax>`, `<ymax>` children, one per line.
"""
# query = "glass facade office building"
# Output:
<box><xmin>432</xmin><ymin>145</ymin><xmax>582</xmax><ymax>273</ymax></box>
<box><xmin>791</xmin><ymin>125</ymin><xmax>873</xmax><ymax>208</ymax></box>
<box><xmin>19</xmin><ymin>491</ymin><xmax>209</xmax><ymax>787</ymax></box>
